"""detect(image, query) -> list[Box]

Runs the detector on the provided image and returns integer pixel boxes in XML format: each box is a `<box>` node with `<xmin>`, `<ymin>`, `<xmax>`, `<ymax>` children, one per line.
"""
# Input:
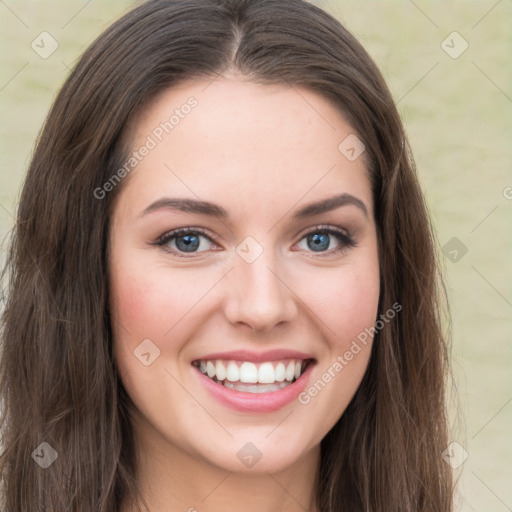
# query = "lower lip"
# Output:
<box><xmin>193</xmin><ymin>362</ymin><xmax>315</xmax><ymax>413</ymax></box>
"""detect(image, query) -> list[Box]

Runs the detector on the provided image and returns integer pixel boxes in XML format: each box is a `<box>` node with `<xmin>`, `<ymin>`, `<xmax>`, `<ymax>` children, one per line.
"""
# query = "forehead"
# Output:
<box><xmin>117</xmin><ymin>77</ymin><xmax>373</xmax><ymax>220</ymax></box>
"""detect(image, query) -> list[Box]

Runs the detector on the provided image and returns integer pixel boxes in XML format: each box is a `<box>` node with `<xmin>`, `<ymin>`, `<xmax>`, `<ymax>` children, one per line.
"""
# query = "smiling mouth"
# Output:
<box><xmin>192</xmin><ymin>358</ymin><xmax>314</xmax><ymax>394</ymax></box>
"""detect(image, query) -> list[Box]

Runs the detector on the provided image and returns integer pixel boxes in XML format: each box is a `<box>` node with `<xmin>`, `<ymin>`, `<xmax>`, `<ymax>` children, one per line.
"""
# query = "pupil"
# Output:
<box><xmin>176</xmin><ymin>234</ymin><xmax>199</xmax><ymax>252</ymax></box>
<box><xmin>309</xmin><ymin>233</ymin><xmax>329</xmax><ymax>251</ymax></box>
<box><xmin>174</xmin><ymin>233</ymin><xmax>331</xmax><ymax>253</ymax></box>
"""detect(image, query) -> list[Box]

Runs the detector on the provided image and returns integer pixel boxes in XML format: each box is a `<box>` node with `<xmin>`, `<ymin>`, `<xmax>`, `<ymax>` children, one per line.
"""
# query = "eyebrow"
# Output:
<box><xmin>139</xmin><ymin>193</ymin><xmax>369</xmax><ymax>220</ymax></box>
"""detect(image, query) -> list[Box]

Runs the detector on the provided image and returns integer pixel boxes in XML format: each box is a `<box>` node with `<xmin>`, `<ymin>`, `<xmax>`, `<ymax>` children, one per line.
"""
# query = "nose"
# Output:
<box><xmin>223</xmin><ymin>251</ymin><xmax>298</xmax><ymax>333</ymax></box>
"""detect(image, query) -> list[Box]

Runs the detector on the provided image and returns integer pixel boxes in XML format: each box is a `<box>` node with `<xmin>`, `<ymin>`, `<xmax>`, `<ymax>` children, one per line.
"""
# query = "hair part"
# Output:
<box><xmin>0</xmin><ymin>0</ymin><xmax>454</xmax><ymax>510</ymax></box>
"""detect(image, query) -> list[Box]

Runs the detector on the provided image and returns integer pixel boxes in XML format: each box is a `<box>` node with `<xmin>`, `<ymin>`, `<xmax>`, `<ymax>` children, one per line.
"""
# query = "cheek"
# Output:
<box><xmin>109</xmin><ymin>262</ymin><xmax>193</xmax><ymax>409</ymax></box>
<box><xmin>109</xmin><ymin>256</ymin><xmax>218</xmax><ymax>365</ymax></box>
<box><xmin>295</xmin><ymin>263</ymin><xmax>379</xmax><ymax>424</ymax></box>
<box><xmin>109</xmin><ymin>256</ymin><xmax>179</xmax><ymax>373</ymax></box>
<box><xmin>300</xmin><ymin>262</ymin><xmax>380</xmax><ymax>346</ymax></box>
<box><xmin>110</xmin><ymin>252</ymin><xmax>189</xmax><ymax>335</ymax></box>
<box><xmin>110</xmin><ymin>270</ymin><xmax>166</xmax><ymax>339</ymax></box>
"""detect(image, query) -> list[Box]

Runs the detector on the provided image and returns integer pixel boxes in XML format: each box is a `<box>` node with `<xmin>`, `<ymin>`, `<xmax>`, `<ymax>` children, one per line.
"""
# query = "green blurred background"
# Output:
<box><xmin>1</xmin><ymin>1</ymin><xmax>511</xmax><ymax>510</ymax></box>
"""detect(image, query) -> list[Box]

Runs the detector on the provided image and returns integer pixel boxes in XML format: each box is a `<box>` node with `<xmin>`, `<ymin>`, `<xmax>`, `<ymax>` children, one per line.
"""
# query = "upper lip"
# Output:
<box><xmin>192</xmin><ymin>349</ymin><xmax>315</xmax><ymax>363</ymax></box>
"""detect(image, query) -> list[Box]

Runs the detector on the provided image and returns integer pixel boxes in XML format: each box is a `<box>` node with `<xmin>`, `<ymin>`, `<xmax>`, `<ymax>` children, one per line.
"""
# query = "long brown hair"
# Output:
<box><xmin>0</xmin><ymin>0</ymin><xmax>454</xmax><ymax>510</ymax></box>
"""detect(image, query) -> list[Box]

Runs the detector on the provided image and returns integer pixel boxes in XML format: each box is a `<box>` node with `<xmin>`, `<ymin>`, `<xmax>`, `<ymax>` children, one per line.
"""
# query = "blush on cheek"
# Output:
<box><xmin>109</xmin><ymin>262</ymin><xmax>200</xmax><ymax>372</ymax></box>
<box><xmin>110</xmin><ymin>261</ymin><xmax>169</xmax><ymax>333</ymax></box>
<box><xmin>308</xmin><ymin>273</ymin><xmax>379</xmax><ymax>342</ymax></box>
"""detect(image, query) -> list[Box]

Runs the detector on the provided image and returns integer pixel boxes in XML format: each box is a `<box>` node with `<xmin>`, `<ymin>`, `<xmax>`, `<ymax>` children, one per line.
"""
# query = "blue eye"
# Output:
<box><xmin>296</xmin><ymin>226</ymin><xmax>357</xmax><ymax>255</ymax></box>
<box><xmin>155</xmin><ymin>225</ymin><xmax>356</xmax><ymax>258</ymax></box>
<box><xmin>156</xmin><ymin>228</ymin><xmax>215</xmax><ymax>256</ymax></box>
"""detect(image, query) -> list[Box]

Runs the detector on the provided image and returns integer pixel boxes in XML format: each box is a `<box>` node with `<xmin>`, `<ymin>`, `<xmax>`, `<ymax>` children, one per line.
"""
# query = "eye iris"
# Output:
<box><xmin>169</xmin><ymin>230</ymin><xmax>339</xmax><ymax>254</ymax></box>
<box><xmin>176</xmin><ymin>234</ymin><xmax>200</xmax><ymax>252</ymax></box>
<box><xmin>308</xmin><ymin>232</ymin><xmax>329</xmax><ymax>252</ymax></box>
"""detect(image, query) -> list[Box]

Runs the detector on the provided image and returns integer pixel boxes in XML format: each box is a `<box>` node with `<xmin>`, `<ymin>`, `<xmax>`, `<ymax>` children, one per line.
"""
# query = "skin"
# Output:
<box><xmin>109</xmin><ymin>75</ymin><xmax>380</xmax><ymax>512</ymax></box>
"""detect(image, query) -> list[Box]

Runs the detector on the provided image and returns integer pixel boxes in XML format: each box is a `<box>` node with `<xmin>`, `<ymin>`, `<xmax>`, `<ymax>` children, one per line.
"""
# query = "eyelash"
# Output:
<box><xmin>153</xmin><ymin>225</ymin><xmax>357</xmax><ymax>259</ymax></box>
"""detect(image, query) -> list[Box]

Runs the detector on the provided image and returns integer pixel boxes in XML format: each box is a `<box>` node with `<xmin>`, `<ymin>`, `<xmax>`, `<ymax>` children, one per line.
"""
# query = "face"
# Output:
<box><xmin>109</xmin><ymin>76</ymin><xmax>380</xmax><ymax>475</ymax></box>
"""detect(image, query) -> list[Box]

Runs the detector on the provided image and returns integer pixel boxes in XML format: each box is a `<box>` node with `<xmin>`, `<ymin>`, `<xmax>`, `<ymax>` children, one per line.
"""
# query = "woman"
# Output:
<box><xmin>0</xmin><ymin>0</ymin><xmax>454</xmax><ymax>510</ymax></box>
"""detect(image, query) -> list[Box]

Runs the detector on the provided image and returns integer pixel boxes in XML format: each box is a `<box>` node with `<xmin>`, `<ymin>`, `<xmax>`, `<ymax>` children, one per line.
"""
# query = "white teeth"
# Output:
<box><xmin>275</xmin><ymin>362</ymin><xmax>286</xmax><ymax>382</ymax></box>
<box><xmin>195</xmin><ymin>358</ymin><xmax>310</xmax><ymax>386</ymax></box>
<box><xmin>226</xmin><ymin>361</ymin><xmax>239</xmax><ymax>382</ymax></box>
<box><xmin>239</xmin><ymin>362</ymin><xmax>258</xmax><ymax>383</ymax></box>
<box><xmin>285</xmin><ymin>361</ymin><xmax>295</xmax><ymax>381</ymax></box>
<box><xmin>215</xmin><ymin>361</ymin><xmax>227</xmax><ymax>381</ymax></box>
<box><xmin>258</xmin><ymin>362</ymin><xmax>275</xmax><ymax>384</ymax></box>
<box><xmin>294</xmin><ymin>362</ymin><xmax>301</xmax><ymax>379</ymax></box>
<box><xmin>206</xmin><ymin>361</ymin><xmax>216</xmax><ymax>378</ymax></box>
